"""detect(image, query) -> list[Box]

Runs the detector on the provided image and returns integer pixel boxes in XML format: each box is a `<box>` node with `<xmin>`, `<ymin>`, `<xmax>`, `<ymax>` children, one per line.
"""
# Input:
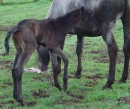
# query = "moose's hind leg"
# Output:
<box><xmin>74</xmin><ymin>35</ymin><xmax>84</xmax><ymax>78</ymax></box>
<box><xmin>119</xmin><ymin>19</ymin><xmax>130</xmax><ymax>83</ymax></box>
<box><xmin>119</xmin><ymin>40</ymin><xmax>130</xmax><ymax>83</ymax></box>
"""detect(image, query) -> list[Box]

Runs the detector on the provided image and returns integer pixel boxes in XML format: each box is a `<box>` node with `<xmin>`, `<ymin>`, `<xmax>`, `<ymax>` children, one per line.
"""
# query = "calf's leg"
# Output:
<box><xmin>52</xmin><ymin>46</ymin><xmax>69</xmax><ymax>90</ymax></box>
<box><xmin>50</xmin><ymin>52</ymin><xmax>62</xmax><ymax>90</ymax></box>
<box><xmin>15</xmin><ymin>50</ymin><xmax>34</xmax><ymax>106</ymax></box>
<box><xmin>57</xmin><ymin>42</ymin><xmax>64</xmax><ymax>75</ymax></box>
<box><xmin>12</xmin><ymin>51</ymin><xmax>22</xmax><ymax>99</ymax></box>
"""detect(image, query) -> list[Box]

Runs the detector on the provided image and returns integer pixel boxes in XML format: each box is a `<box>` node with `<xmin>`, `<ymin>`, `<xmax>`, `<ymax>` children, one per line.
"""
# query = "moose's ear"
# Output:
<box><xmin>74</xmin><ymin>5</ymin><xmax>77</xmax><ymax>10</ymax></box>
<box><xmin>80</xmin><ymin>6</ymin><xmax>84</xmax><ymax>13</ymax></box>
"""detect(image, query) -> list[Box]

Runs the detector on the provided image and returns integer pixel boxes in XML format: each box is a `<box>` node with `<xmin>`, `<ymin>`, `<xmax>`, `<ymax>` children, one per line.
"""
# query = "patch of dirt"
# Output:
<box><xmin>32</xmin><ymin>76</ymin><xmax>44</xmax><ymax>82</ymax></box>
<box><xmin>90</xmin><ymin>49</ymin><xmax>124</xmax><ymax>64</ymax></box>
<box><xmin>53</xmin><ymin>99</ymin><xmax>81</xmax><ymax>105</ymax></box>
<box><xmin>1</xmin><ymin>85</ymin><xmax>8</xmax><ymax>88</ymax></box>
<box><xmin>90</xmin><ymin>50</ymin><xmax>101</xmax><ymax>54</ymax></box>
<box><xmin>93</xmin><ymin>55</ymin><xmax>124</xmax><ymax>64</ymax></box>
<box><xmin>83</xmin><ymin>41</ymin><xmax>97</xmax><ymax>46</ymax></box>
<box><xmin>4</xmin><ymin>81</ymin><xmax>13</xmax><ymax>86</ymax></box>
<box><xmin>0</xmin><ymin>100</ymin><xmax>15</xmax><ymax>108</ymax></box>
<box><xmin>0</xmin><ymin>60</ymin><xmax>13</xmax><ymax>70</ymax></box>
<box><xmin>116</xmin><ymin>55</ymin><xmax>124</xmax><ymax>64</ymax></box>
<box><xmin>32</xmin><ymin>74</ymin><xmax>53</xmax><ymax>85</ymax></box>
<box><xmin>0</xmin><ymin>95</ymin><xmax>9</xmax><ymax>99</ymax></box>
<box><xmin>66</xmin><ymin>91</ymin><xmax>85</xmax><ymax>99</ymax></box>
<box><xmin>0</xmin><ymin>100</ymin><xmax>37</xmax><ymax>108</ymax></box>
<box><xmin>26</xmin><ymin>101</ymin><xmax>37</xmax><ymax>107</ymax></box>
<box><xmin>93</xmin><ymin>57</ymin><xmax>109</xmax><ymax>63</ymax></box>
<box><xmin>32</xmin><ymin>89</ymin><xmax>50</xmax><ymax>98</ymax></box>
<box><xmin>1</xmin><ymin>81</ymin><xmax>13</xmax><ymax>88</ymax></box>
<box><xmin>68</xmin><ymin>75</ymin><xmax>75</xmax><ymax>79</ymax></box>
<box><xmin>117</xmin><ymin>97</ymin><xmax>130</xmax><ymax>105</ymax></box>
<box><xmin>32</xmin><ymin>74</ymin><xmax>52</xmax><ymax>81</ymax></box>
<box><xmin>0</xmin><ymin>96</ymin><xmax>5</xmax><ymax>99</ymax></box>
<box><xmin>86</xmin><ymin>74</ymin><xmax>105</xmax><ymax>81</ymax></box>
<box><xmin>85</xmin><ymin>81</ymin><xmax>97</xmax><ymax>87</ymax></box>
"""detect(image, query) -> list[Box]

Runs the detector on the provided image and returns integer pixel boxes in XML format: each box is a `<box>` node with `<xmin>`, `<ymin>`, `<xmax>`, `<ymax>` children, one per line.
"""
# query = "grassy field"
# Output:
<box><xmin>1</xmin><ymin>0</ymin><xmax>130</xmax><ymax>109</ymax></box>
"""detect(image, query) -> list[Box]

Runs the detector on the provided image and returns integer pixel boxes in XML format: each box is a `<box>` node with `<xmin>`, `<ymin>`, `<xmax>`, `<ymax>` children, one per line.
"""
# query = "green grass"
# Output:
<box><xmin>1</xmin><ymin>0</ymin><xmax>130</xmax><ymax>109</ymax></box>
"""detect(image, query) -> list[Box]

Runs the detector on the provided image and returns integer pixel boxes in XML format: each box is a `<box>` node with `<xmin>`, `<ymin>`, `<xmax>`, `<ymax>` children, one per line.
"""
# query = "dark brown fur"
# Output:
<box><xmin>5</xmin><ymin>7</ymin><xmax>98</xmax><ymax>106</ymax></box>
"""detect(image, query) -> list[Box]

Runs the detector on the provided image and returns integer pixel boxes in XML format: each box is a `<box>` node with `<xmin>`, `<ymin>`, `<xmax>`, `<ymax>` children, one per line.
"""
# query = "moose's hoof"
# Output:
<box><xmin>63</xmin><ymin>84</ymin><xmax>67</xmax><ymax>90</ymax></box>
<box><xmin>55</xmin><ymin>85</ymin><xmax>62</xmax><ymax>91</ymax></box>
<box><xmin>21</xmin><ymin>101</ymin><xmax>26</xmax><ymax>106</ymax></box>
<box><xmin>13</xmin><ymin>94</ymin><xmax>17</xmax><ymax>100</ymax></box>
<box><xmin>58</xmin><ymin>86</ymin><xmax>62</xmax><ymax>91</ymax></box>
<box><xmin>74</xmin><ymin>73</ymin><xmax>81</xmax><ymax>78</ymax></box>
<box><xmin>119</xmin><ymin>78</ymin><xmax>126</xmax><ymax>83</ymax></box>
<box><xmin>103</xmin><ymin>84</ymin><xmax>112</xmax><ymax>90</ymax></box>
<box><xmin>17</xmin><ymin>96</ymin><xmax>26</xmax><ymax>106</ymax></box>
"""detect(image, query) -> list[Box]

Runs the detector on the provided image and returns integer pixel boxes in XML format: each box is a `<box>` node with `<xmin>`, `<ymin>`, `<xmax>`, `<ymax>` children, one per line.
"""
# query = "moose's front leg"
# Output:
<box><xmin>101</xmin><ymin>24</ymin><xmax>118</xmax><ymax>89</ymax></box>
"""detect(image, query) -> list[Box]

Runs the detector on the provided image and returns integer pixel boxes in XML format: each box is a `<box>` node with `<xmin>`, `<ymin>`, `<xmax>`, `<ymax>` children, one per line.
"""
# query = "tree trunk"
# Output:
<box><xmin>1</xmin><ymin>0</ymin><xmax>3</xmax><ymax>4</ymax></box>
<box><xmin>18</xmin><ymin>0</ymin><xmax>20</xmax><ymax>4</ymax></box>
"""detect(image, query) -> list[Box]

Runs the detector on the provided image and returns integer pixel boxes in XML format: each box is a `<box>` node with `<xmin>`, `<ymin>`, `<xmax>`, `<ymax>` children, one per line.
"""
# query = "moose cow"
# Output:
<box><xmin>46</xmin><ymin>0</ymin><xmax>130</xmax><ymax>89</ymax></box>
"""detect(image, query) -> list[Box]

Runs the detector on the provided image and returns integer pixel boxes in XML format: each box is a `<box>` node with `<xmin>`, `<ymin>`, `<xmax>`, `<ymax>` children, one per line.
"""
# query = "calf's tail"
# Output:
<box><xmin>4</xmin><ymin>26</ymin><xmax>18</xmax><ymax>55</ymax></box>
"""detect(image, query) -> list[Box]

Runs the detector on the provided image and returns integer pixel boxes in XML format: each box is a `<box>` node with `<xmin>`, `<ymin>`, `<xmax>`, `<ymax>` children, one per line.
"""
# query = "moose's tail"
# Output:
<box><xmin>125</xmin><ymin>0</ymin><xmax>130</xmax><ymax>26</ymax></box>
<box><xmin>4</xmin><ymin>26</ymin><xmax>18</xmax><ymax>55</ymax></box>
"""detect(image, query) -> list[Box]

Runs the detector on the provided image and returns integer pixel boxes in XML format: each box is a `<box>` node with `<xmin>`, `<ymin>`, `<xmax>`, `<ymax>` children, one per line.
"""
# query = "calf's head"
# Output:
<box><xmin>37</xmin><ymin>45</ymin><xmax>50</xmax><ymax>71</ymax></box>
<box><xmin>79</xmin><ymin>7</ymin><xmax>99</xmax><ymax>34</ymax></box>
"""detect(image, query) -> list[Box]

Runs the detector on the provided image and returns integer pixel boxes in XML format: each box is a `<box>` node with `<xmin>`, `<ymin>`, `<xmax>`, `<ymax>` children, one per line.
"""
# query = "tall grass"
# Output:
<box><xmin>0</xmin><ymin>0</ymin><xmax>130</xmax><ymax>109</ymax></box>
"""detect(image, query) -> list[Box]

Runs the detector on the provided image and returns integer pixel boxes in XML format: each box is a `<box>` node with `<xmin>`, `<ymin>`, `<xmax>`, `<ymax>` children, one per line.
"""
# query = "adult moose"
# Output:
<box><xmin>46</xmin><ymin>0</ymin><xmax>130</xmax><ymax>89</ymax></box>
<box><xmin>5</xmin><ymin>7</ymin><xmax>97</xmax><ymax>106</ymax></box>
